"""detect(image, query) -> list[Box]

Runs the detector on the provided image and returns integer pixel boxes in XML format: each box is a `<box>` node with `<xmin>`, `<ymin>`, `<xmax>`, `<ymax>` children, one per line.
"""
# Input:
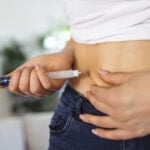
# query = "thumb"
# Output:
<box><xmin>99</xmin><ymin>69</ymin><xmax>132</xmax><ymax>85</ymax></box>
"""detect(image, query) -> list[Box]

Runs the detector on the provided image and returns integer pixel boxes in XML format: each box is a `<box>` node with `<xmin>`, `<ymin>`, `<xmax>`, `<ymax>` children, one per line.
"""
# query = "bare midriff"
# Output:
<box><xmin>68</xmin><ymin>40</ymin><xmax>150</xmax><ymax>94</ymax></box>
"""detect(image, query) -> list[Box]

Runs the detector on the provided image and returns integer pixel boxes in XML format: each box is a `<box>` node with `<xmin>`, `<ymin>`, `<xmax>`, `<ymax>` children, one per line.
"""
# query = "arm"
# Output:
<box><xmin>3</xmin><ymin>39</ymin><xmax>75</xmax><ymax>98</ymax></box>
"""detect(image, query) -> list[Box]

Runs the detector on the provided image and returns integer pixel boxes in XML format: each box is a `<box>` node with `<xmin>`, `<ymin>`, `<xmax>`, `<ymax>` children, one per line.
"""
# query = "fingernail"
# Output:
<box><xmin>92</xmin><ymin>129</ymin><xmax>98</xmax><ymax>135</ymax></box>
<box><xmin>19</xmin><ymin>66</ymin><xmax>26</xmax><ymax>70</ymax></box>
<box><xmin>79</xmin><ymin>115</ymin><xmax>85</xmax><ymax>120</ymax></box>
<box><xmin>35</xmin><ymin>64</ymin><xmax>40</xmax><ymax>70</ymax></box>
<box><xmin>99</xmin><ymin>69</ymin><xmax>109</xmax><ymax>75</ymax></box>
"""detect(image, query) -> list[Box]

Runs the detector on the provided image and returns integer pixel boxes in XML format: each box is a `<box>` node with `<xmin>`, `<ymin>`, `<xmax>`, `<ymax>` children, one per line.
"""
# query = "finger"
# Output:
<box><xmin>99</xmin><ymin>69</ymin><xmax>132</xmax><ymax>85</ymax></box>
<box><xmin>90</xmin><ymin>85</ymin><xmax>131</xmax><ymax>118</ymax></box>
<box><xmin>19</xmin><ymin>66</ymin><xmax>34</xmax><ymax>95</ymax></box>
<box><xmin>30</xmin><ymin>69</ymin><xmax>53</xmax><ymax>97</ymax></box>
<box><xmin>8</xmin><ymin>68</ymin><xmax>25</xmax><ymax>95</ymax></box>
<box><xmin>80</xmin><ymin>114</ymin><xmax>120</xmax><ymax>129</ymax></box>
<box><xmin>35</xmin><ymin>64</ymin><xmax>64</xmax><ymax>91</ymax></box>
<box><xmin>85</xmin><ymin>91</ymin><xmax>112</xmax><ymax>114</ymax></box>
<box><xmin>92</xmin><ymin>128</ymin><xmax>136</xmax><ymax>140</ymax></box>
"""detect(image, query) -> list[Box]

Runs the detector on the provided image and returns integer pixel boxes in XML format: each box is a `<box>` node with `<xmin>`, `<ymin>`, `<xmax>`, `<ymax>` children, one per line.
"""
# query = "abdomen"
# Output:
<box><xmin>69</xmin><ymin>40</ymin><xmax>150</xmax><ymax>93</ymax></box>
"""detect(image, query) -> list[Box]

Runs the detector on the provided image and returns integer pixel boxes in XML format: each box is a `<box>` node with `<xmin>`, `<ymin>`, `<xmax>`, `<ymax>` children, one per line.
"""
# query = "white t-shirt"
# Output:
<box><xmin>63</xmin><ymin>0</ymin><xmax>150</xmax><ymax>44</ymax></box>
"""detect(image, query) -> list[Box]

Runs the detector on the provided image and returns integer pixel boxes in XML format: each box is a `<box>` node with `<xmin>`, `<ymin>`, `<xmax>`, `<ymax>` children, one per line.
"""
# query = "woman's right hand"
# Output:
<box><xmin>2</xmin><ymin>52</ymin><xmax>73</xmax><ymax>98</ymax></box>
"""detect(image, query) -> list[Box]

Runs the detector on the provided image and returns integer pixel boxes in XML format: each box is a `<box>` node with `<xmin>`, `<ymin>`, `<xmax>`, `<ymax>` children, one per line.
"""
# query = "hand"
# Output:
<box><xmin>2</xmin><ymin>52</ymin><xmax>73</xmax><ymax>98</ymax></box>
<box><xmin>80</xmin><ymin>70</ymin><xmax>150</xmax><ymax>140</ymax></box>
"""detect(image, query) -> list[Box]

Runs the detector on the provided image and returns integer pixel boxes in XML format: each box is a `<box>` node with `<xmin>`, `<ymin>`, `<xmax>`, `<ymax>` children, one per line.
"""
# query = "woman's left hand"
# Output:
<box><xmin>80</xmin><ymin>70</ymin><xmax>150</xmax><ymax>140</ymax></box>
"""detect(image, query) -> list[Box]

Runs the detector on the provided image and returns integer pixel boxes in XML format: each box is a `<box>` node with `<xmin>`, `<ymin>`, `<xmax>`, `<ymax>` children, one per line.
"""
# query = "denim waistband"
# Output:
<box><xmin>60</xmin><ymin>84</ymin><xmax>105</xmax><ymax>117</ymax></box>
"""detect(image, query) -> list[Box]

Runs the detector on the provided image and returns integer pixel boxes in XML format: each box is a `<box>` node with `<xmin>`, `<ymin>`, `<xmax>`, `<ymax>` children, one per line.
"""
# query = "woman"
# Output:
<box><xmin>2</xmin><ymin>0</ymin><xmax>150</xmax><ymax>149</ymax></box>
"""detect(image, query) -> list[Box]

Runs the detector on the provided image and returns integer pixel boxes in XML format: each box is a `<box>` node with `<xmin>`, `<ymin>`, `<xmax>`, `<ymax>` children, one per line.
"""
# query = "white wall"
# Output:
<box><xmin>0</xmin><ymin>0</ymin><xmax>67</xmax><ymax>117</ymax></box>
<box><xmin>0</xmin><ymin>0</ymin><xmax>67</xmax><ymax>43</ymax></box>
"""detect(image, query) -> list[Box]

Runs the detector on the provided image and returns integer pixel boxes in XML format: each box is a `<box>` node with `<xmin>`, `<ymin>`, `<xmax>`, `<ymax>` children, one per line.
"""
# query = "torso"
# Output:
<box><xmin>69</xmin><ymin>40</ymin><xmax>150</xmax><ymax>94</ymax></box>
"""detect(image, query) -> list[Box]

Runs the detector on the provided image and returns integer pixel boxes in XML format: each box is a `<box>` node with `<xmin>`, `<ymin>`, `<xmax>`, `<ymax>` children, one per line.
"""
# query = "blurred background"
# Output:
<box><xmin>0</xmin><ymin>0</ymin><xmax>70</xmax><ymax>150</ymax></box>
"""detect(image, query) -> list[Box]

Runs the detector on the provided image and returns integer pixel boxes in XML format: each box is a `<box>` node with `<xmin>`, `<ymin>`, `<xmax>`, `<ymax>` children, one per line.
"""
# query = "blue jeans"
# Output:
<box><xmin>48</xmin><ymin>84</ymin><xmax>150</xmax><ymax>150</ymax></box>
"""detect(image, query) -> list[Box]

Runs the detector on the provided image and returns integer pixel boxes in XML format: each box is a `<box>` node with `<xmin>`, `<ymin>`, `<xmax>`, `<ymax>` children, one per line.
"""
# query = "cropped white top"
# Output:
<box><xmin>63</xmin><ymin>0</ymin><xmax>150</xmax><ymax>44</ymax></box>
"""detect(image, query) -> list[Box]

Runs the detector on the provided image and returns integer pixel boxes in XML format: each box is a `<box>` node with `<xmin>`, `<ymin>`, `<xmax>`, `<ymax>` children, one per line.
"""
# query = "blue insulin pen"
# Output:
<box><xmin>0</xmin><ymin>70</ymin><xmax>81</xmax><ymax>87</ymax></box>
<box><xmin>0</xmin><ymin>77</ymin><xmax>11</xmax><ymax>87</ymax></box>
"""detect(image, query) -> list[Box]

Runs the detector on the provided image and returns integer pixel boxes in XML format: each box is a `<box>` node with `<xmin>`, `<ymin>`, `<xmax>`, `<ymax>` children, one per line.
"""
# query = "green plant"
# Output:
<box><xmin>1</xmin><ymin>41</ymin><xmax>27</xmax><ymax>75</ymax></box>
<box><xmin>12</xmin><ymin>94</ymin><xmax>59</xmax><ymax>114</ymax></box>
<box><xmin>0</xmin><ymin>40</ymin><xmax>58</xmax><ymax>114</ymax></box>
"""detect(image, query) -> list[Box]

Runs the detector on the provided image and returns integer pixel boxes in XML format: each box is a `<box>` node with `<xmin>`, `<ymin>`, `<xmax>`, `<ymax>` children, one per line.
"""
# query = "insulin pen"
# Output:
<box><xmin>0</xmin><ymin>70</ymin><xmax>81</xmax><ymax>87</ymax></box>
